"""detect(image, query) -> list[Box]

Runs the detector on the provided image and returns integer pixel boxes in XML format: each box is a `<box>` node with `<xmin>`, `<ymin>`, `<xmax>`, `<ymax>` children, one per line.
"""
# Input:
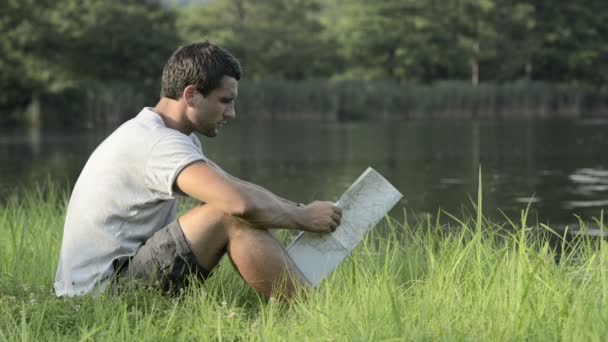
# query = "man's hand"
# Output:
<box><xmin>297</xmin><ymin>201</ymin><xmax>342</xmax><ymax>233</ymax></box>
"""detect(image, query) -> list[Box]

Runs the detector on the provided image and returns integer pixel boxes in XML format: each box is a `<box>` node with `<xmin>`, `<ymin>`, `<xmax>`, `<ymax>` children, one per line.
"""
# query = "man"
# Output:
<box><xmin>54</xmin><ymin>42</ymin><xmax>342</xmax><ymax>298</ymax></box>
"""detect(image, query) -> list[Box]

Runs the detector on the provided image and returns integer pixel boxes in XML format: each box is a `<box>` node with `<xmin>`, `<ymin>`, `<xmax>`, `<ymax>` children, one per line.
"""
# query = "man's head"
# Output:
<box><xmin>159</xmin><ymin>42</ymin><xmax>242</xmax><ymax>137</ymax></box>
<box><xmin>160</xmin><ymin>42</ymin><xmax>241</xmax><ymax>99</ymax></box>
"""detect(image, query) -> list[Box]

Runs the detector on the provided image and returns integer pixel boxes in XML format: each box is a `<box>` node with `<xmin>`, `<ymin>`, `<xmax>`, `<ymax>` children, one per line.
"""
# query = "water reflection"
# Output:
<box><xmin>564</xmin><ymin>168</ymin><xmax>608</xmax><ymax>210</ymax></box>
<box><xmin>514</xmin><ymin>196</ymin><xmax>542</xmax><ymax>204</ymax></box>
<box><xmin>27</xmin><ymin>126</ymin><xmax>41</xmax><ymax>157</ymax></box>
<box><xmin>1</xmin><ymin>118</ymin><xmax>607</xmax><ymax>225</ymax></box>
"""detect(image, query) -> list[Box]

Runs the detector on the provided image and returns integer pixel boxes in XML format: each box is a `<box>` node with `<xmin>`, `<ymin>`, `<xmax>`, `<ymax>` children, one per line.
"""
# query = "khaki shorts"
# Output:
<box><xmin>111</xmin><ymin>220</ymin><xmax>212</xmax><ymax>294</ymax></box>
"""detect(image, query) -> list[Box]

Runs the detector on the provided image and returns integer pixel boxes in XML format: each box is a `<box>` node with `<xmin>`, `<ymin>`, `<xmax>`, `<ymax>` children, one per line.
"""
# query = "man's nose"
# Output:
<box><xmin>225</xmin><ymin>104</ymin><xmax>236</xmax><ymax>120</ymax></box>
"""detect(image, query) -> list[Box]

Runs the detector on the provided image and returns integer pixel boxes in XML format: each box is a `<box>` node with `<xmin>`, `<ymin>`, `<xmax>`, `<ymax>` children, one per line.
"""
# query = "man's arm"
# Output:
<box><xmin>175</xmin><ymin>161</ymin><xmax>341</xmax><ymax>233</ymax></box>
<box><xmin>204</xmin><ymin>159</ymin><xmax>303</xmax><ymax>207</ymax></box>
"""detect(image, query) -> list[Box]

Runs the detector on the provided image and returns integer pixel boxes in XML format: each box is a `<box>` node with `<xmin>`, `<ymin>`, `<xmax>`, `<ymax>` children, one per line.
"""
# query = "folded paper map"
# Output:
<box><xmin>286</xmin><ymin>167</ymin><xmax>403</xmax><ymax>287</ymax></box>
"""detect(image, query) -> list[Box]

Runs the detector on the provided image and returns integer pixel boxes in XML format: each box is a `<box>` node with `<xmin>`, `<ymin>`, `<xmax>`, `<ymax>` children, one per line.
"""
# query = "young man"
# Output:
<box><xmin>54</xmin><ymin>42</ymin><xmax>342</xmax><ymax>298</ymax></box>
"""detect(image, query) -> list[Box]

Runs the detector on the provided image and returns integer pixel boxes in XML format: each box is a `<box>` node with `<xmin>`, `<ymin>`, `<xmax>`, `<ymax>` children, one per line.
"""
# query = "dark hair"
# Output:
<box><xmin>160</xmin><ymin>42</ymin><xmax>242</xmax><ymax>99</ymax></box>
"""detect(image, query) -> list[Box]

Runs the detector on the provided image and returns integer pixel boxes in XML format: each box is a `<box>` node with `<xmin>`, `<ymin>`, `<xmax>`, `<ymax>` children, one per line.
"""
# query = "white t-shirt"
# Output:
<box><xmin>54</xmin><ymin>107</ymin><xmax>206</xmax><ymax>297</ymax></box>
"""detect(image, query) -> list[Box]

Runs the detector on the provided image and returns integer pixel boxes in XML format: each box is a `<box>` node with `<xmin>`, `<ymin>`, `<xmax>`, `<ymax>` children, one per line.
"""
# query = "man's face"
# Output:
<box><xmin>187</xmin><ymin>76</ymin><xmax>238</xmax><ymax>137</ymax></box>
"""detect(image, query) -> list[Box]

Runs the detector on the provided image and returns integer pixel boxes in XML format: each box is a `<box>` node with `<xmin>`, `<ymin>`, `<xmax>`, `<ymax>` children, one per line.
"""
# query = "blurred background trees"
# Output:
<box><xmin>1</xmin><ymin>0</ymin><xmax>177</xmax><ymax>124</ymax></box>
<box><xmin>1</xmin><ymin>0</ymin><xmax>607</xmax><ymax>125</ymax></box>
<box><xmin>178</xmin><ymin>0</ymin><xmax>333</xmax><ymax>79</ymax></box>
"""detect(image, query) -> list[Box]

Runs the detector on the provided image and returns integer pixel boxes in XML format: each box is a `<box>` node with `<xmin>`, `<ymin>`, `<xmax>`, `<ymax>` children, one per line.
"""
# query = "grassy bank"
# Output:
<box><xmin>16</xmin><ymin>80</ymin><xmax>608</xmax><ymax>128</ymax></box>
<box><xmin>1</xmin><ymin>184</ymin><xmax>608</xmax><ymax>340</ymax></box>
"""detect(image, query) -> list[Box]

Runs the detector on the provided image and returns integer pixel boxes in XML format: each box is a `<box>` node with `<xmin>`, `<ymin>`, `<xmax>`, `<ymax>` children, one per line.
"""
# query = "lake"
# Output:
<box><xmin>1</xmin><ymin>118</ymin><xmax>607</xmax><ymax>226</ymax></box>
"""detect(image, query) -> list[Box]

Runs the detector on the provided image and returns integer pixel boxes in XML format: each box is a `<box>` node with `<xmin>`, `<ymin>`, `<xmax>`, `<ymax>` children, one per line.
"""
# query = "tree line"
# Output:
<box><xmin>1</xmin><ymin>0</ymin><xmax>607</xmax><ymax>125</ymax></box>
<box><xmin>182</xmin><ymin>0</ymin><xmax>607</xmax><ymax>85</ymax></box>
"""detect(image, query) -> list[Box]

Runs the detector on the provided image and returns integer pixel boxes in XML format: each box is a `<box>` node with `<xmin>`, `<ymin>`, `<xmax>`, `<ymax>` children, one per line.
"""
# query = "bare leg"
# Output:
<box><xmin>178</xmin><ymin>205</ymin><xmax>310</xmax><ymax>299</ymax></box>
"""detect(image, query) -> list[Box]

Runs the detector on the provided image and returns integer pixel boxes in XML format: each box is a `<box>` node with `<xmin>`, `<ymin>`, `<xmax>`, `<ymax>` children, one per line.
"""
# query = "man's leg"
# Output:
<box><xmin>178</xmin><ymin>205</ymin><xmax>310</xmax><ymax>299</ymax></box>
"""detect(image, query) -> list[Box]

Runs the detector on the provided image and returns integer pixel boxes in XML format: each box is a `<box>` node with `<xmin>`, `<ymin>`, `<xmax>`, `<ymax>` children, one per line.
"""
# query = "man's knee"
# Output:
<box><xmin>205</xmin><ymin>208</ymin><xmax>271</xmax><ymax>242</ymax></box>
<box><xmin>180</xmin><ymin>204</ymin><xmax>256</xmax><ymax>239</ymax></box>
<box><xmin>178</xmin><ymin>205</ymin><xmax>259</xmax><ymax>267</ymax></box>
<box><xmin>222</xmin><ymin>213</ymin><xmax>264</xmax><ymax>240</ymax></box>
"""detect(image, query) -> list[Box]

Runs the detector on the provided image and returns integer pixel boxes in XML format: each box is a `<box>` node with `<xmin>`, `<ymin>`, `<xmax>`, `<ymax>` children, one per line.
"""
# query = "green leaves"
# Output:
<box><xmin>2</xmin><ymin>0</ymin><xmax>608</xmax><ymax>121</ymax></box>
<box><xmin>0</xmin><ymin>0</ymin><xmax>177</xmax><ymax>112</ymax></box>
<box><xmin>178</xmin><ymin>0</ymin><xmax>331</xmax><ymax>80</ymax></box>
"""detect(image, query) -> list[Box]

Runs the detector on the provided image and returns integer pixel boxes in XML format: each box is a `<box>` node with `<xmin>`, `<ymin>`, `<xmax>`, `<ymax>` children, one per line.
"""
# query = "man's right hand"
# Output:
<box><xmin>297</xmin><ymin>201</ymin><xmax>342</xmax><ymax>233</ymax></box>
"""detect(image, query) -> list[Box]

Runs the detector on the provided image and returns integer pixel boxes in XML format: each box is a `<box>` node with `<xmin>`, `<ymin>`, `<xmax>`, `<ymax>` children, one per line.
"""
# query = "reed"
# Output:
<box><xmin>22</xmin><ymin>81</ymin><xmax>608</xmax><ymax>127</ymax></box>
<box><xmin>237</xmin><ymin>80</ymin><xmax>608</xmax><ymax>121</ymax></box>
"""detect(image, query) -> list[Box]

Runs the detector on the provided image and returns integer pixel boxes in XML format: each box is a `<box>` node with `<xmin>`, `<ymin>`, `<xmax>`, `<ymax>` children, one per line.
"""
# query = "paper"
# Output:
<box><xmin>286</xmin><ymin>167</ymin><xmax>403</xmax><ymax>287</ymax></box>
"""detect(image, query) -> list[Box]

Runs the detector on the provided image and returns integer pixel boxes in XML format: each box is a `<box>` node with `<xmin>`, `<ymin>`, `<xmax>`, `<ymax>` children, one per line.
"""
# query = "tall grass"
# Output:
<box><xmin>1</xmin><ymin>183</ymin><xmax>608</xmax><ymax>340</ymax></box>
<box><xmin>23</xmin><ymin>80</ymin><xmax>608</xmax><ymax>127</ymax></box>
<box><xmin>23</xmin><ymin>82</ymin><xmax>155</xmax><ymax>129</ymax></box>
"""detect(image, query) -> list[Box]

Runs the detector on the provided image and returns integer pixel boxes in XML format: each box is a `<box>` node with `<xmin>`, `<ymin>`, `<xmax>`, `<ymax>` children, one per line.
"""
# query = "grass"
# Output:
<box><xmin>1</xmin><ymin>182</ymin><xmax>608</xmax><ymax>340</ymax></box>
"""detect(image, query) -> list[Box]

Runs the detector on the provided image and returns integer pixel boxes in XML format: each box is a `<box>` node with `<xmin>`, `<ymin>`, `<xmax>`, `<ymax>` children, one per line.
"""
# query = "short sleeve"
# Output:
<box><xmin>145</xmin><ymin>133</ymin><xmax>206</xmax><ymax>199</ymax></box>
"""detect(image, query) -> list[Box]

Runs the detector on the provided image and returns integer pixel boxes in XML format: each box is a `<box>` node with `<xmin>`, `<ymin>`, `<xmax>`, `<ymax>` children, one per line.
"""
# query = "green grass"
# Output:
<box><xmin>1</xmin><ymin>183</ymin><xmax>608</xmax><ymax>341</ymax></box>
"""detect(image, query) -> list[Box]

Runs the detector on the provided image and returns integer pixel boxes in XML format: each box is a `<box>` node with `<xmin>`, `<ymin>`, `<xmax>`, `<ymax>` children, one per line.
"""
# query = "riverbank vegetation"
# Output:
<box><xmin>2</xmin><ymin>0</ymin><xmax>608</xmax><ymax>126</ymax></box>
<box><xmin>1</xmin><ymin>184</ymin><xmax>607</xmax><ymax>340</ymax></box>
<box><xmin>13</xmin><ymin>80</ymin><xmax>608</xmax><ymax>127</ymax></box>
<box><xmin>235</xmin><ymin>80</ymin><xmax>608</xmax><ymax>121</ymax></box>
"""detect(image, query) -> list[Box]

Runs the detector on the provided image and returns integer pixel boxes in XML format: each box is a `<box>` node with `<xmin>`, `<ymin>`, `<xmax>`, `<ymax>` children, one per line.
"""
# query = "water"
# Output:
<box><xmin>1</xmin><ymin>118</ymin><xmax>607</xmax><ymax>226</ymax></box>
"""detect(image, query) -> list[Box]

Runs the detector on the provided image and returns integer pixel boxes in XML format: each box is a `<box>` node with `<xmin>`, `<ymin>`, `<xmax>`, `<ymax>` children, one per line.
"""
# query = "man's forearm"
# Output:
<box><xmin>204</xmin><ymin>160</ymin><xmax>312</xmax><ymax>229</ymax></box>
<box><xmin>207</xmin><ymin>160</ymin><xmax>302</xmax><ymax>208</ymax></box>
<box><xmin>234</xmin><ymin>180</ymin><xmax>304</xmax><ymax>229</ymax></box>
<box><xmin>234</xmin><ymin>178</ymin><xmax>301</xmax><ymax>207</ymax></box>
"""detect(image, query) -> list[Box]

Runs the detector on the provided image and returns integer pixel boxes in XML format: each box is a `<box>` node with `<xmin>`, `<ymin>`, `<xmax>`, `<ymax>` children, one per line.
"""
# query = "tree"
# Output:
<box><xmin>532</xmin><ymin>0</ymin><xmax>608</xmax><ymax>85</ymax></box>
<box><xmin>40</xmin><ymin>0</ymin><xmax>178</xmax><ymax>86</ymax></box>
<box><xmin>491</xmin><ymin>0</ymin><xmax>537</xmax><ymax>80</ymax></box>
<box><xmin>0</xmin><ymin>0</ymin><xmax>179</xmax><ymax>121</ymax></box>
<box><xmin>0</xmin><ymin>0</ymin><xmax>52</xmax><ymax>115</ymax></box>
<box><xmin>178</xmin><ymin>0</ymin><xmax>333</xmax><ymax>79</ymax></box>
<box><xmin>327</xmin><ymin>0</ymin><xmax>446</xmax><ymax>82</ymax></box>
<box><xmin>441</xmin><ymin>0</ymin><xmax>499</xmax><ymax>85</ymax></box>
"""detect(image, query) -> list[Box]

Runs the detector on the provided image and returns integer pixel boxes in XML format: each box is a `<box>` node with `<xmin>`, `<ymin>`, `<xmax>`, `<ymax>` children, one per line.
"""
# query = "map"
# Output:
<box><xmin>286</xmin><ymin>167</ymin><xmax>403</xmax><ymax>287</ymax></box>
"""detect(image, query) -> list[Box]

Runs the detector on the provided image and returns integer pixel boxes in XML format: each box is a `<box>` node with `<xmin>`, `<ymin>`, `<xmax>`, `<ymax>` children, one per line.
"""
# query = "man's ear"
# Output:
<box><xmin>183</xmin><ymin>85</ymin><xmax>199</xmax><ymax>108</ymax></box>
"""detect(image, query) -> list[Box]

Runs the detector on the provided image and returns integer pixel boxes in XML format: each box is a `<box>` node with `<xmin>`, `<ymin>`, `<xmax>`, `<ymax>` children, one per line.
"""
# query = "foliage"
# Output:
<box><xmin>234</xmin><ymin>80</ymin><xmax>605</xmax><ymax>120</ymax></box>
<box><xmin>321</xmin><ymin>0</ymin><xmax>608</xmax><ymax>85</ymax></box>
<box><xmin>178</xmin><ymin>0</ymin><xmax>334</xmax><ymax>80</ymax></box>
<box><xmin>326</xmin><ymin>0</ymin><xmax>452</xmax><ymax>82</ymax></box>
<box><xmin>0</xmin><ymin>0</ymin><xmax>177</xmax><ymax>117</ymax></box>
<box><xmin>2</xmin><ymin>0</ymin><xmax>608</xmax><ymax>124</ymax></box>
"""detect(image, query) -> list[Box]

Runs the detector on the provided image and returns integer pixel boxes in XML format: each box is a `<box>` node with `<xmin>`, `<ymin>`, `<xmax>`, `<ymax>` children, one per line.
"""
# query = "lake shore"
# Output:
<box><xmin>11</xmin><ymin>80</ymin><xmax>608</xmax><ymax>128</ymax></box>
